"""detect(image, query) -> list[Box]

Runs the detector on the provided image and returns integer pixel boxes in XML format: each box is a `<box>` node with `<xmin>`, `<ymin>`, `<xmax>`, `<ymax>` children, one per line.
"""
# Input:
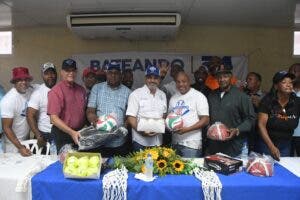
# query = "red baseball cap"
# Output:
<box><xmin>82</xmin><ymin>67</ymin><xmax>97</xmax><ymax>78</ymax></box>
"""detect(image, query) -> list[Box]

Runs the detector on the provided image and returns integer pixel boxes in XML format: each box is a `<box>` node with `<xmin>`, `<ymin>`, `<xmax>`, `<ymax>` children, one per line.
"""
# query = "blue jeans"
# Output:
<box><xmin>258</xmin><ymin>138</ymin><xmax>291</xmax><ymax>157</ymax></box>
<box><xmin>132</xmin><ymin>141</ymin><xmax>147</xmax><ymax>152</ymax></box>
<box><xmin>173</xmin><ymin>144</ymin><xmax>202</xmax><ymax>158</ymax></box>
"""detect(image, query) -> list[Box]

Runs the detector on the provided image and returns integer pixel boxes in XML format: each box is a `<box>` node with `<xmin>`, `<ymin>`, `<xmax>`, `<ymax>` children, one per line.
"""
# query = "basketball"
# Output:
<box><xmin>207</xmin><ymin>122</ymin><xmax>229</xmax><ymax>141</ymax></box>
<box><xmin>246</xmin><ymin>158</ymin><xmax>273</xmax><ymax>177</ymax></box>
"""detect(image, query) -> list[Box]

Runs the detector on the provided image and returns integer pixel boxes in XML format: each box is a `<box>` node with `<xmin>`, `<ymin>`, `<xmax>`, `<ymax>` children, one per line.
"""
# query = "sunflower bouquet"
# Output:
<box><xmin>112</xmin><ymin>147</ymin><xmax>197</xmax><ymax>176</ymax></box>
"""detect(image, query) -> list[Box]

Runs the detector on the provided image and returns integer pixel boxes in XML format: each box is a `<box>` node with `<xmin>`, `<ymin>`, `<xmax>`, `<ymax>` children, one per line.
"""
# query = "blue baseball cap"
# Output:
<box><xmin>62</xmin><ymin>59</ymin><xmax>76</xmax><ymax>70</ymax></box>
<box><xmin>90</xmin><ymin>60</ymin><xmax>100</xmax><ymax>71</ymax></box>
<box><xmin>107</xmin><ymin>61</ymin><xmax>121</xmax><ymax>71</ymax></box>
<box><xmin>145</xmin><ymin>65</ymin><xmax>160</xmax><ymax>77</ymax></box>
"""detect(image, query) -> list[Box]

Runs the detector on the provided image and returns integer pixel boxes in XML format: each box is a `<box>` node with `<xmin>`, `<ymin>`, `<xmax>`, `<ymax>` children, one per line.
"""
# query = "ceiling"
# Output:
<box><xmin>0</xmin><ymin>0</ymin><xmax>298</xmax><ymax>29</ymax></box>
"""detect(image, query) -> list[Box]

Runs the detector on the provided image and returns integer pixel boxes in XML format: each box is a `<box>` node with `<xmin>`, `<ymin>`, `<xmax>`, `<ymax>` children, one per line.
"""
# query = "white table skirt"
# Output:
<box><xmin>0</xmin><ymin>153</ymin><xmax>55</xmax><ymax>200</ymax></box>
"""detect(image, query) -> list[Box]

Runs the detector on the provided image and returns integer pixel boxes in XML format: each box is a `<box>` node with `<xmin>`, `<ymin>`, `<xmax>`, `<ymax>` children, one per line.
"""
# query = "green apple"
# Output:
<box><xmin>78</xmin><ymin>156</ymin><xmax>89</xmax><ymax>169</ymax></box>
<box><xmin>89</xmin><ymin>156</ymin><xmax>100</xmax><ymax>167</ymax></box>
<box><xmin>67</xmin><ymin>156</ymin><xmax>79</xmax><ymax>168</ymax></box>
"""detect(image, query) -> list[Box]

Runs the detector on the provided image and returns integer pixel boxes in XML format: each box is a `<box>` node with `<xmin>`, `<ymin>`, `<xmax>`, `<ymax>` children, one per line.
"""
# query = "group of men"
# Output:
<box><xmin>0</xmin><ymin>57</ymin><xmax>262</xmax><ymax>159</ymax></box>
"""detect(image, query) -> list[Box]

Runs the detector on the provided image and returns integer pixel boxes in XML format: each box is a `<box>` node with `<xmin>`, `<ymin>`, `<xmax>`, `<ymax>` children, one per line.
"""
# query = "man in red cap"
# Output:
<box><xmin>82</xmin><ymin>67</ymin><xmax>107</xmax><ymax>96</ymax></box>
<box><xmin>82</xmin><ymin>67</ymin><xmax>99</xmax><ymax>96</ymax></box>
<box><xmin>1</xmin><ymin>67</ymin><xmax>35</xmax><ymax>156</ymax></box>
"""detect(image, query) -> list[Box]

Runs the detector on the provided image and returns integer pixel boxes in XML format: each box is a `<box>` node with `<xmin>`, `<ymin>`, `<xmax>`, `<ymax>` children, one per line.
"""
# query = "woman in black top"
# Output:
<box><xmin>258</xmin><ymin>71</ymin><xmax>300</xmax><ymax>160</ymax></box>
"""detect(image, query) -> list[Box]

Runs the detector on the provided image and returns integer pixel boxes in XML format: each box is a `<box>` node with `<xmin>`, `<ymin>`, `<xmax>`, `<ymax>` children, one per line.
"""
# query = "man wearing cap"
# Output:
<box><xmin>86</xmin><ymin>62</ymin><xmax>131</xmax><ymax>157</ymax></box>
<box><xmin>82</xmin><ymin>67</ymin><xmax>99</xmax><ymax>96</ymax></box>
<box><xmin>205</xmin><ymin>56</ymin><xmax>237</xmax><ymax>90</ymax></box>
<box><xmin>48</xmin><ymin>59</ymin><xmax>87</xmax><ymax>152</ymax></box>
<box><xmin>126</xmin><ymin>65</ymin><xmax>167</xmax><ymax>151</ymax></box>
<box><xmin>206</xmin><ymin>68</ymin><xmax>255</xmax><ymax>157</ymax></box>
<box><xmin>27</xmin><ymin>63</ymin><xmax>57</xmax><ymax>149</ymax></box>
<box><xmin>169</xmin><ymin>71</ymin><xmax>209</xmax><ymax>157</ymax></box>
<box><xmin>258</xmin><ymin>71</ymin><xmax>300</xmax><ymax>160</ymax></box>
<box><xmin>1</xmin><ymin>67</ymin><xmax>35</xmax><ymax>155</ymax></box>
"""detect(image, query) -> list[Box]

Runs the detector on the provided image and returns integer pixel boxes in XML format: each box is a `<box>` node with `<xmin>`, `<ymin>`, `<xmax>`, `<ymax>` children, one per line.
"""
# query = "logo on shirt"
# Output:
<box><xmin>271</xmin><ymin>108</ymin><xmax>297</xmax><ymax>121</ymax></box>
<box><xmin>171</xmin><ymin>100</ymin><xmax>190</xmax><ymax>116</ymax></box>
<box><xmin>21</xmin><ymin>101</ymin><xmax>28</xmax><ymax>117</ymax></box>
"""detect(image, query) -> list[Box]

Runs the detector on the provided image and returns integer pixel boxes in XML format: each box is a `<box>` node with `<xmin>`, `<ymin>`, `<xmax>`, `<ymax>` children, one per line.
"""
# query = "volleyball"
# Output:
<box><xmin>165</xmin><ymin>112</ymin><xmax>183</xmax><ymax>131</ymax></box>
<box><xmin>96</xmin><ymin>114</ymin><xmax>117</xmax><ymax>132</ymax></box>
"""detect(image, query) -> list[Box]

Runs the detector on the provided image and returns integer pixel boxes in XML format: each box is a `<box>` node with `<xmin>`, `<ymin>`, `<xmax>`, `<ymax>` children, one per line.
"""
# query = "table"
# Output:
<box><xmin>31</xmin><ymin>158</ymin><xmax>300</xmax><ymax>200</ymax></box>
<box><xmin>0</xmin><ymin>153</ymin><xmax>55</xmax><ymax>200</ymax></box>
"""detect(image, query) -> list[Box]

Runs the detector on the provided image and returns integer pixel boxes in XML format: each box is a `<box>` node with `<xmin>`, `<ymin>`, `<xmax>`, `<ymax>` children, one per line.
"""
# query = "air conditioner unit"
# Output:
<box><xmin>66</xmin><ymin>13</ymin><xmax>181</xmax><ymax>40</ymax></box>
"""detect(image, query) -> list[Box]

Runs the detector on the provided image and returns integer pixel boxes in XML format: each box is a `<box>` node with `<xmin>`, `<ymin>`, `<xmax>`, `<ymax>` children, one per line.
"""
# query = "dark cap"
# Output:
<box><xmin>145</xmin><ymin>65</ymin><xmax>160</xmax><ymax>77</ymax></box>
<box><xmin>215</xmin><ymin>65</ymin><xmax>232</xmax><ymax>76</ymax></box>
<box><xmin>62</xmin><ymin>59</ymin><xmax>77</xmax><ymax>70</ymax></box>
<box><xmin>272</xmin><ymin>70</ymin><xmax>295</xmax><ymax>84</ymax></box>
<box><xmin>107</xmin><ymin>61</ymin><xmax>121</xmax><ymax>71</ymax></box>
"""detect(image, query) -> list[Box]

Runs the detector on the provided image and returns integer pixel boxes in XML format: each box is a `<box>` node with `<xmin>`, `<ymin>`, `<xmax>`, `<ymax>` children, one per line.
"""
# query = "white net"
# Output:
<box><xmin>194</xmin><ymin>168</ymin><xmax>222</xmax><ymax>200</ymax></box>
<box><xmin>102</xmin><ymin>166</ymin><xmax>128</xmax><ymax>200</ymax></box>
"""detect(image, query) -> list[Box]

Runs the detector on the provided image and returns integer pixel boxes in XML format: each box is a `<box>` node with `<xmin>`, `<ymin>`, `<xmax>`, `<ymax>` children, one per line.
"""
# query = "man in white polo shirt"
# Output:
<box><xmin>126</xmin><ymin>65</ymin><xmax>167</xmax><ymax>151</ymax></box>
<box><xmin>27</xmin><ymin>62</ymin><xmax>57</xmax><ymax>148</ymax></box>
<box><xmin>169</xmin><ymin>71</ymin><xmax>209</xmax><ymax>157</ymax></box>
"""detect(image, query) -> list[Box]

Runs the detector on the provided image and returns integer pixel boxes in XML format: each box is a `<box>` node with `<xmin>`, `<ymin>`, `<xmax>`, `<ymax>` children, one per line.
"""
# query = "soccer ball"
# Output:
<box><xmin>96</xmin><ymin>114</ymin><xmax>117</xmax><ymax>132</ymax></box>
<box><xmin>207</xmin><ymin>122</ymin><xmax>229</xmax><ymax>141</ymax></box>
<box><xmin>165</xmin><ymin>113</ymin><xmax>183</xmax><ymax>131</ymax></box>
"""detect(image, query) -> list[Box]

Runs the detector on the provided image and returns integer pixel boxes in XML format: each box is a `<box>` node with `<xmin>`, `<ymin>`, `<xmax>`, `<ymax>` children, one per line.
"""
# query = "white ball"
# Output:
<box><xmin>96</xmin><ymin>114</ymin><xmax>117</xmax><ymax>132</ymax></box>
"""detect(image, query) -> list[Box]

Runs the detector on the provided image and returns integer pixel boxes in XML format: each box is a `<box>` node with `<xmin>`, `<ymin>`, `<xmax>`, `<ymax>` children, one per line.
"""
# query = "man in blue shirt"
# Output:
<box><xmin>86</xmin><ymin>62</ymin><xmax>131</xmax><ymax>157</ymax></box>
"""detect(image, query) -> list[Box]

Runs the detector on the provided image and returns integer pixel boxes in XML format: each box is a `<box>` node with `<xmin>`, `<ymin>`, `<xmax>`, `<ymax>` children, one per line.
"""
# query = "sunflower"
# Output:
<box><xmin>172</xmin><ymin>160</ymin><xmax>185</xmax><ymax>172</ymax></box>
<box><xmin>144</xmin><ymin>149</ymin><xmax>159</xmax><ymax>160</ymax></box>
<box><xmin>161</xmin><ymin>149</ymin><xmax>170</xmax><ymax>158</ymax></box>
<box><xmin>156</xmin><ymin>159</ymin><xmax>167</xmax><ymax>171</ymax></box>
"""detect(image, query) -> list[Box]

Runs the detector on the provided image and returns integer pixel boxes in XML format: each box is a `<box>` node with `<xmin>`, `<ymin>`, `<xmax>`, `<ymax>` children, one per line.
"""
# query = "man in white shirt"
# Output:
<box><xmin>1</xmin><ymin>67</ymin><xmax>35</xmax><ymax>156</ymax></box>
<box><xmin>169</xmin><ymin>71</ymin><xmax>209</xmax><ymax>157</ymax></box>
<box><xmin>27</xmin><ymin>63</ymin><xmax>57</xmax><ymax>148</ymax></box>
<box><xmin>126</xmin><ymin>65</ymin><xmax>167</xmax><ymax>151</ymax></box>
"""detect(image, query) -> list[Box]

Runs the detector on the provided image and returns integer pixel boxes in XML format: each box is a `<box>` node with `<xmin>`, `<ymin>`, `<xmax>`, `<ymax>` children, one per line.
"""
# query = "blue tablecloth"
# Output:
<box><xmin>32</xmin><ymin>162</ymin><xmax>300</xmax><ymax>200</ymax></box>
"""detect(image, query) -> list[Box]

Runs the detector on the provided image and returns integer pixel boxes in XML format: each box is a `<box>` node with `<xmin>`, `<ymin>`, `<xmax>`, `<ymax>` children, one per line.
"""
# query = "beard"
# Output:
<box><xmin>147</xmin><ymin>83</ymin><xmax>158</xmax><ymax>91</ymax></box>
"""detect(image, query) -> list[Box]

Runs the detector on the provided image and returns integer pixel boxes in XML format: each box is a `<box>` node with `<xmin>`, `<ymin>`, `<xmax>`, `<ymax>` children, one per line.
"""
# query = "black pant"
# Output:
<box><xmin>83</xmin><ymin>141</ymin><xmax>129</xmax><ymax>158</ymax></box>
<box><xmin>51</xmin><ymin>126</ymin><xmax>76</xmax><ymax>153</ymax></box>
<box><xmin>291</xmin><ymin>136</ymin><xmax>300</xmax><ymax>156</ymax></box>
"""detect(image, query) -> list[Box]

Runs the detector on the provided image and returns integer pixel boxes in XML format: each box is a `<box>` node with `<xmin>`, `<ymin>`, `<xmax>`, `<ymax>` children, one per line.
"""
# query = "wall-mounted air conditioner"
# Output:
<box><xmin>66</xmin><ymin>13</ymin><xmax>181</xmax><ymax>40</ymax></box>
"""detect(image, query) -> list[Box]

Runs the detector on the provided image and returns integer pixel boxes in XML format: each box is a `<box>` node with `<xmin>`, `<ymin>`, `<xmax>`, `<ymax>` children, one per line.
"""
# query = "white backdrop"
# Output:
<box><xmin>72</xmin><ymin>52</ymin><xmax>248</xmax><ymax>89</ymax></box>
